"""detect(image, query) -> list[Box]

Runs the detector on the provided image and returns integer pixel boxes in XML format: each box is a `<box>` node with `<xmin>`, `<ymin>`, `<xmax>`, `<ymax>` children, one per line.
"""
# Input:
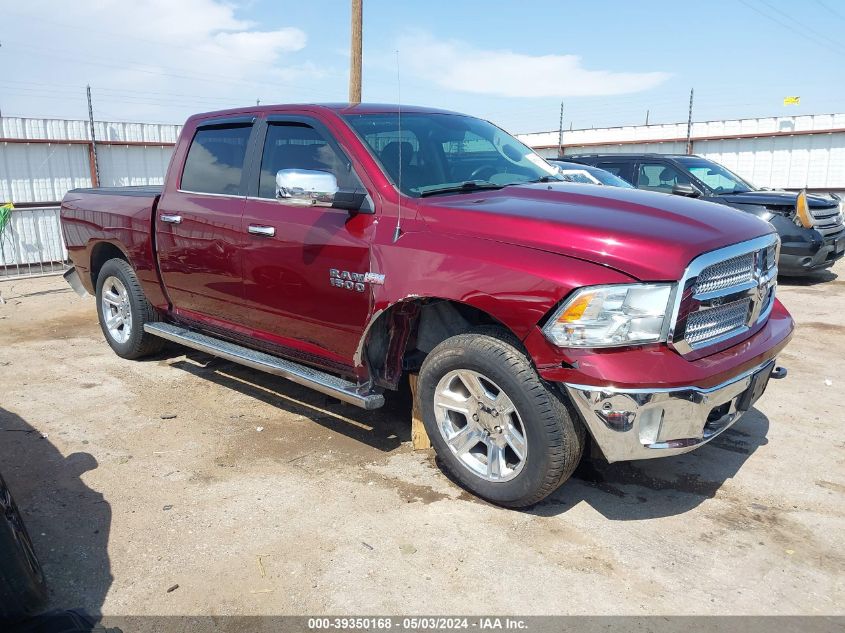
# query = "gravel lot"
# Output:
<box><xmin>0</xmin><ymin>261</ymin><xmax>843</xmax><ymax>617</ymax></box>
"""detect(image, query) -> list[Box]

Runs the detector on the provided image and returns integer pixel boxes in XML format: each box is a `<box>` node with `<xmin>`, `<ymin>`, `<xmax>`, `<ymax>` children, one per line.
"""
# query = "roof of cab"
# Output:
<box><xmin>187</xmin><ymin>103</ymin><xmax>466</xmax><ymax>122</ymax></box>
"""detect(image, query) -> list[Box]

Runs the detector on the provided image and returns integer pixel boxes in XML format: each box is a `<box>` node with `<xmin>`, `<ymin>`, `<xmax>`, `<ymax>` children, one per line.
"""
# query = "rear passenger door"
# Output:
<box><xmin>155</xmin><ymin>117</ymin><xmax>257</xmax><ymax>325</ymax></box>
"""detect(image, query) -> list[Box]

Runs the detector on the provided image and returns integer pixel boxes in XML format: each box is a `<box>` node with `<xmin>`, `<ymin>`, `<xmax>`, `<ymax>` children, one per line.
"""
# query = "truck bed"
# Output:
<box><xmin>60</xmin><ymin>185</ymin><xmax>164</xmax><ymax>303</ymax></box>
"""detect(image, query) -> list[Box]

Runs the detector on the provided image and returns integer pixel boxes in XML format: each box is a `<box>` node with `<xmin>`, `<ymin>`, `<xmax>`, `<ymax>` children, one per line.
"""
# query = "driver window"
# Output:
<box><xmin>258</xmin><ymin>123</ymin><xmax>361</xmax><ymax>199</ymax></box>
<box><xmin>637</xmin><ymin>162</ymin><xmax>690</xmax><ymax>193</ymax></box>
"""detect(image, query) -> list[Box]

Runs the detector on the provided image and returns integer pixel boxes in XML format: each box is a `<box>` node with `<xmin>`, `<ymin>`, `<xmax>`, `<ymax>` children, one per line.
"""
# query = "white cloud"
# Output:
<box><xmin>397</xmin><ymin>32</ymin><xmax>670</xmax><ymax>98</ymax></box>
<box><xmin>2</xmin><ymin>0</ymin><xmax>331</xmax><ymax>121</ymax></box>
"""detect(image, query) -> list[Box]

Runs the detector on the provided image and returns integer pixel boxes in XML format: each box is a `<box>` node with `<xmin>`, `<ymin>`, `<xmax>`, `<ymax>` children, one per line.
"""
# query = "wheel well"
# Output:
<box><xmin>90</xmin><ymin>243</ymin><xmax>127</xmax><ymax>288</ymax></box>
<box><xmin>364</xmin><ymin>299</ymin><xmax>521</xmax><ymax>390</ymax></box>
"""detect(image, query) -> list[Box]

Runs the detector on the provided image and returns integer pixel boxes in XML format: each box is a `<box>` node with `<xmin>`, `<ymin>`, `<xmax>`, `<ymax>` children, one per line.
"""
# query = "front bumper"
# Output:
<box><xmin>779</xmin><ymin>229</ymin><xmax>845</xmax><ymax>275</ymax></box>
<box><xmin>564</xmin><ymin>360</ymin><xmax>785</xmax><ymax>463</ymax></box>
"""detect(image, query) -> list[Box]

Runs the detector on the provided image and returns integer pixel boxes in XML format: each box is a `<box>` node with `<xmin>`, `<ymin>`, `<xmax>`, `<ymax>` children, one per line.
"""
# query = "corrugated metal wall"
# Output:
<box><xmin>0</xmin><ymin>142</ymin><xmax>92</xmax><ymax>203</ymax></box>
<box><xmin>1</xmin><ymin>117</ymin><xmax>181</xmax><ymax>143</ymax></box>
<box><xmin>98</xmin><ymin>145</ymin><xmax>173</xmax><ymax>187</ymax></box>
<box><xmin>0</xmin><ymin>207</ymin><xmax>69</xmax><ymax>278</ymax></box>
<box><xmin>0</xmin><ymin>116</ymin><xmax>181</xmax><ymax>205</ymax></box>
<box><xmin>519</xmin><ymin>113</ymin><xmax>845</xmax><ymax>192</ymax></box>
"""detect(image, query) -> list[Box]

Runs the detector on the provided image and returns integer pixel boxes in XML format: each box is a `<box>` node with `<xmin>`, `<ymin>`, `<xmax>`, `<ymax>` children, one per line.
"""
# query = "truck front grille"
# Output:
<box><xmin>695</xmin><ymin>253</ymin><xmax>754</xmax><ymax>294</ymax></box>
<box><xmin>811</xmin><ymin>205</ymin><xmax>844</xmax><ymax>237</ymax></box>
<box><xmin>671</xmin><ymin>235</ymin><xmax>779</xmax><ymax>355</ymax></box>
<box><xmin>684</xmin><ymin>298</ymin><xmax>751</xmax><ymax>345</ymax></box>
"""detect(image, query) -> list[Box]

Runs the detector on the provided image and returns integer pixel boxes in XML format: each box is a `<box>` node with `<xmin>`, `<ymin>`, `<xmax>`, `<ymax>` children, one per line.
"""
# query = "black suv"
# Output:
<box><xmin>568</xmin><ymin>153</ymin><xmax>845</xmax><ymax>276</ymax></box>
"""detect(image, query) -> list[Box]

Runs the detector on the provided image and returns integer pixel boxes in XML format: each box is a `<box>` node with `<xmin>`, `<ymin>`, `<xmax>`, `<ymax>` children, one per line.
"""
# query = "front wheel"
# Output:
<box><xmin>418</xmin><ymin>331</ymin><xmax>584</xmax><ymax>508</ymax></box>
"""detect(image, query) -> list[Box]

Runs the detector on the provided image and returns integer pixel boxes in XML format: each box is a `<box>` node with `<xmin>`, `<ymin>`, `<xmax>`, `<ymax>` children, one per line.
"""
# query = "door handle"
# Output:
<box><xmin>248</xmin><ymin>225</ymin><xmax>276</xmax><ymax>237</ymax></box>
<box><xmin>160</xmin><ymin>214</ymin><xmax>182</xmax><ymax>224</ymax></box>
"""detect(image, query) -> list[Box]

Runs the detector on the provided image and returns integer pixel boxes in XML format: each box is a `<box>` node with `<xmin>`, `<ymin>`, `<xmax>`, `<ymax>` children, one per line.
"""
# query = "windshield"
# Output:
<box><xmin>675</xmin><ymin>157</ymin><xmax>754</xmax><ymax>194</ymax></box>
<box><xmin>344</xmin><ymin>112</ymin><xmax>560</xmax><ymax>197</ymax></box>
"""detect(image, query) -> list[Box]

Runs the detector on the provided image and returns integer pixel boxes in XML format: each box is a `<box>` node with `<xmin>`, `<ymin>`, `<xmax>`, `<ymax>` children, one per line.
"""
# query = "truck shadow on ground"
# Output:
<box><xmin>162</xmin><ymin>348</ymin><xmax>412</xmax><ymax>452</ymax></box>
<box><xmin>0</xmin><ymin>408</ymin><xmax>111</xmax><ymax>617</ymax></box>
<box><xmin>534</xmin><ymin>409</ymin><xmax>771</xmax><ymax>519</ymax></box>
<box><xmin>152</xmin><ymin>347</ymin><xmax>770</xmax><ymax>520</ymax></box>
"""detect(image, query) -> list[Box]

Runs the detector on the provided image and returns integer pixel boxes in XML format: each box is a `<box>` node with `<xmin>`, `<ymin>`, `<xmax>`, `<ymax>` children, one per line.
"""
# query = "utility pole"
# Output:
<box><xmin>685</xmin><ymin>88</ymin><xmax>694</xmax><ymax>154</ymax></box>
<box><xmin>557</xmin><ymin>101</ymin><xmax>564</xmax><ymax>158</ymax></box>
<box><xmin>86</xmin><ymin>85</ymin><xmax>100</xmax><ymax>187</ymax></box>
<box><xmin>349</xmin><ymin>0</ymin><xmax>363</xmax><ymax>104</ymax></box>
<box><xmin>645</xmin><ymin>109</ymin><xmax>650</xmax><ymax>125</ymax></box>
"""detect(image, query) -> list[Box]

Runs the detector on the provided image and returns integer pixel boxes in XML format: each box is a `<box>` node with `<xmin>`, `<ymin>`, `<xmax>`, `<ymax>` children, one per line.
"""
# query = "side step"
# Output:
<box><xmin>144</xmin><ymin>322</ymin><xmax>385</xmax><ymax>410</ymax></box>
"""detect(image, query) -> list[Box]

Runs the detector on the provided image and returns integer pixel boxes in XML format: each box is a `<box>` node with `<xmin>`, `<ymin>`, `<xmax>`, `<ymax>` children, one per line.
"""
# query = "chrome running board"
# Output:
<box><xmin>144</xmin><ymin>322</ymin><xmax>385</xmax><ymax>410</ymax></box>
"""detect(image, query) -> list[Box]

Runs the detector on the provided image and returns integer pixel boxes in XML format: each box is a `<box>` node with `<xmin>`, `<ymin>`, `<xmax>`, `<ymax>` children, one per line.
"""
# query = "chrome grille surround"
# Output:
<box><xmin>668</xmin><ymin>234</ymin><xmax>780</xmax><ymax>355</ymax></box>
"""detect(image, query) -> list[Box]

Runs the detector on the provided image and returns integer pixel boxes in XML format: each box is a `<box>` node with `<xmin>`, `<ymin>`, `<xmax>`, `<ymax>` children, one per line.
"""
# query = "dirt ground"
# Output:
<box><xmin>0</xmin><ymin>260</ymin><xmax>843</xmax><ymax>617</ymax></box>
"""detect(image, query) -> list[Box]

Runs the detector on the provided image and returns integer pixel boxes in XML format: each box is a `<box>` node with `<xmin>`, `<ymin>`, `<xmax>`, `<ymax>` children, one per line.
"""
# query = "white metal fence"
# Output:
<box><xmin>0</xmin><ymin>206</ymin><xmax>70</xmax><ymax>279</ymax></box>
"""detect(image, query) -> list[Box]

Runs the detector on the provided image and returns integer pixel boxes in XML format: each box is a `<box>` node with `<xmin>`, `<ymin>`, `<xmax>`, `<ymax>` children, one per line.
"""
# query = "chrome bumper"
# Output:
<box><xmin>563</xmin><ymin>360</ymin><xmax>785</xmax><ymax>463</ymax></box>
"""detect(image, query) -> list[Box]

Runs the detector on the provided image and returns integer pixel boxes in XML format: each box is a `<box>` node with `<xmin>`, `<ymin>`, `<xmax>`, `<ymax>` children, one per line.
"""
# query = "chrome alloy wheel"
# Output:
<box><xmin>100</xmin><ymin>276</ymin><xmax>132</xmax><ymax>344</ymax></box>
<box><xmin>433</xmin><ymin>369</ymin><xmax>528</xmax><ymax>482</ymax></box>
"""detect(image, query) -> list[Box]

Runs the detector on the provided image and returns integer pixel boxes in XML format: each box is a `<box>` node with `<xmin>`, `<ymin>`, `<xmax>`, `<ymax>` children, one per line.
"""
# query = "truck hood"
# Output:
<box><xmin>715</xmin><ymin>189</ymin><xmax>839</xmax><ymax>209</ymax></box>
<box><xmin>418</xmin><ymin>182</ymin><xmax>775</xmax><ymax>281</ymax></box>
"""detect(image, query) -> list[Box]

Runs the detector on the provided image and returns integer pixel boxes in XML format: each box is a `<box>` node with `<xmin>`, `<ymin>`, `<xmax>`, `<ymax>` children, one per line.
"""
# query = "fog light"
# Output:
<box><xmin>597</xmin><ymin>410</ymin><xmax>635</xmax><ymax>432</ymax></box>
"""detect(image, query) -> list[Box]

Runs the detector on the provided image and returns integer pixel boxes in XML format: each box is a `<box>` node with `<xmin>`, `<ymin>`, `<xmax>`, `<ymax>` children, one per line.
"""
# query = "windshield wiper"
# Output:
<box><xmin>418</xmin><ymin>181</ymin><xmax>505</xmax><ymax>197</ymax></box>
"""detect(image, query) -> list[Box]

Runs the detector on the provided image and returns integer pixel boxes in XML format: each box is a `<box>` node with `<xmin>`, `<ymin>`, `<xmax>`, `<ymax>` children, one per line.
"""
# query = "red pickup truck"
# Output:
<box><xmin>60</xmin><ymin>104</ymin><xmax>793</xmax><ymax>508</ymax></box>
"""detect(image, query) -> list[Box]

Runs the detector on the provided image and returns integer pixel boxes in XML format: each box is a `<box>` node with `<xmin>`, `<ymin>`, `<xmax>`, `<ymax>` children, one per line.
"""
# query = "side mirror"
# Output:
<box><xmin>275</xmin><ymin>169</ymin><xmax>372</xmax><ymax>213</ymax></box>
<box><xmin>671</xmin><ymin>183</ymin><xmax>701</xmax><ymax>198</ymax></box>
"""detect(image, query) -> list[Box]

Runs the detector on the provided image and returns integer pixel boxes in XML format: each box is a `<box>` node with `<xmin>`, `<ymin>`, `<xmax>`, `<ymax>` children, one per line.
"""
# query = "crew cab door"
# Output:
<box><xmin>155</xmin><ymin>117</ymin><xmax>257</xmax><ymax>324</ymax></box>
<box><xmin>239</xmin><ymin>115</ymin><xmax>377</xmax><ymax>369</ymax></box>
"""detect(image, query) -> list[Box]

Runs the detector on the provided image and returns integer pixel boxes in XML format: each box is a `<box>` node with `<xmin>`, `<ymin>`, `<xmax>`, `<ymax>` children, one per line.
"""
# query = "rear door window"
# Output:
<box><xmin>595</xmin><ymin>161</ymin><xmax>633</xmax><ymax>184</ymax></box>
<box><xmin>181</xmin><ymin>124</ymin><xmax>253</xmax><ymax>195</ymax></box>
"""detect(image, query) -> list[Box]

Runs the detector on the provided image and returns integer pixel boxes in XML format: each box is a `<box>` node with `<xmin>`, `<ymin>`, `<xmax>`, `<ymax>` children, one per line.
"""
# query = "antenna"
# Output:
<box><xmin>393</xmin><ymin>49</ymin><xmax>403</xmax><ymax>243</ymax></box>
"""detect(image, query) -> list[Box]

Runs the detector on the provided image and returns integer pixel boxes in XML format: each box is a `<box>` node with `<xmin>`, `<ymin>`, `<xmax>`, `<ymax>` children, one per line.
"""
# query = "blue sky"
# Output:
<box><xmin>1</xmin><ymin>0</ymin><xmax>843</xmax><ymax>133</ymax></box>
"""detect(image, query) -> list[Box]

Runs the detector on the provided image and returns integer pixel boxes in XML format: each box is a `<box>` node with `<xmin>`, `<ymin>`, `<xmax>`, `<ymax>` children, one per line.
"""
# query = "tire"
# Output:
<box><xmin>95</xmin><ymin>258</ymin><xmax>164</xmax><ymax>359</ymax></box>
<box><xmin>0</xmin><ymin>473</ymin><xmax>47</xmax><ymax>623</ymax></box>
<box><xmin>418</xmin><ymin>331</ymin><xmax>585</xmax><ymax>508</ymax></box>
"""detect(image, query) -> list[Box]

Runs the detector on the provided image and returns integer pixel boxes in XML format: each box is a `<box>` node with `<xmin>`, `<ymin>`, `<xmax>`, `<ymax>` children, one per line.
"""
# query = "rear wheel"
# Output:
<box><xmin>0</xmin><ymin>474</ymin><xmax>46</xmax><ymax>622</ymax></box>
<box><xmin>95</xmin><ymin>258</ymin><xmax>164</xmax><ymax>359</ymax></box>
<box><xmin>418</xmin><ymin>331</ymin><xmax>585</xmax><ymax>508</ymax></box>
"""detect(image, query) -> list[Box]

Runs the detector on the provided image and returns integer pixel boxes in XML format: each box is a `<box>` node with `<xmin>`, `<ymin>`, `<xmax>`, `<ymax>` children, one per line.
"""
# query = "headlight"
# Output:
<box><xmin>794</xmin><ymin>189</ymin><xmax>813</xmax><ymax>228</ymax></box>
<box><xmin>543</xmin><ymin>284</ymin><xmax>674</xmax><ymax>348</ymax></box>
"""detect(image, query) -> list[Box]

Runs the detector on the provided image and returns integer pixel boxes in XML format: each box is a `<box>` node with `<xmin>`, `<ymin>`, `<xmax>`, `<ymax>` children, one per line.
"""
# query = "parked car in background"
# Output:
<box><xmin>0</xmin><ymin>471</ymin><xmax>46</xmax><ymax>623</ymax></box>
<box><xmin>60</xmin><ymin>104</ymin><xmax>792</xmax><ymax>508</ymax></box>
<box><xmin>568</xmin><ymin>153</ymin><xmax>845</xmax><ymax>276</ymax></box>
<box><xmin>547</xmin><ymin>160</ymin><xmax>634</xmax><ymax>188</ymax></box>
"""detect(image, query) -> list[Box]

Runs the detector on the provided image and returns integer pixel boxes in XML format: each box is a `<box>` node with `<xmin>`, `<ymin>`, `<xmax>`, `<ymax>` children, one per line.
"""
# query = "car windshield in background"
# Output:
<box><xmin>675</xmin><ymin>157</ymin><xmax>754</xmax><ymax>194</ymax></box>
<box><xmin>343</xmin><ymin>113</ymin><xmax>561</xmax><ymax>197</ymax></box>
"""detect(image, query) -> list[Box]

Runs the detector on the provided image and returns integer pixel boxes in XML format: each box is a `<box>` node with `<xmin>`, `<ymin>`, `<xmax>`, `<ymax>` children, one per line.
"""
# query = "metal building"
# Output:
<box><xmin>0</xmin><ymin>116</ymin><xmax>180</xmax><ymax>277</ymax></box>
<box><xmin>517</xmin><ymin>112</ymin><xmax>845</xmax><ymax>194</ymax></box>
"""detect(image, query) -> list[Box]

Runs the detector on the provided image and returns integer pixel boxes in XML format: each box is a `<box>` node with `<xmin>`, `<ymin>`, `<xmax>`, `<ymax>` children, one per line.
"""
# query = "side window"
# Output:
<box><xmin>637</xmin><ymin>162</ymin><xmax>690</xmax><ymax>193</ymax></box>
<box><xmin>181</xmin><ymin>125</ymin><xmax>252</xmax><ymax>195</ymax></box>
<box><xmin>596</xmin><ymin>162</ymin><xmax>632</xmax><ymax>183</ymax></box>
<box><xmin>258</xmin><ymin>123</ymin><xmax>361</xmax><ymax>199</ymax></box>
